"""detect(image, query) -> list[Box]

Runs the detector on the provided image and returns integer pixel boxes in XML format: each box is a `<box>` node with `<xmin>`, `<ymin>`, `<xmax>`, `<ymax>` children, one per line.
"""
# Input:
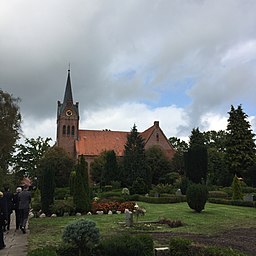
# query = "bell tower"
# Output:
<box><xmin>56</xmin><ymin>69</ymin><xmax>79</xmax><ymax>159</ymax></box>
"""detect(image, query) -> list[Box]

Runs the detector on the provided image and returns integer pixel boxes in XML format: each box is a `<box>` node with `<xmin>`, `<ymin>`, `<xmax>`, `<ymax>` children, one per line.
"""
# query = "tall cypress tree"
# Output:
<box><xmin>73</xmin><ymin>155</ymin><xmax>91</xmax><ymax>213</ymax></box>
<box><xmin>226</xmin><ymin>105</ymin><xmax>256</xmax><ymax>185</ymax></box>
<box><xmin>122</xmin><ymin>124</ymin><xmax>148</xmax><ymax>187</ymax></box>
<box><xmin>41</xmin><ymin>164</ymin><xmax>55</xmax><ymax>215</ymax></box>
<box><xmin>184</xmin><ymin>128</ymin><xmax>208</xmax><ymax>184</ymax></box>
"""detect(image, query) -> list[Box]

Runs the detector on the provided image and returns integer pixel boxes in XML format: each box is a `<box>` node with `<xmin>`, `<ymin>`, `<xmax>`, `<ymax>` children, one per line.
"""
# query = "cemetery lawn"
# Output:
<box><xmin>28</xmin><ymin>202</ymin><xmax>256</xmax><ymax>252</ymax></box>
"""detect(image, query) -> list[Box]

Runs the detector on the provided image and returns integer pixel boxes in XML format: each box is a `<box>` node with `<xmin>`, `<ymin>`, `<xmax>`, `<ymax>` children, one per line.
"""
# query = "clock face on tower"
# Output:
<box><xmin>66</xmin><ymin>109</ymin><xmax>73</xmax><ymax>116</ymax></box>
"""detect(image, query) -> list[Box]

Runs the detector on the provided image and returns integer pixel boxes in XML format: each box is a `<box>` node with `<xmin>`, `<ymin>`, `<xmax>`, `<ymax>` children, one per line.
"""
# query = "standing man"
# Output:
<box><xmin>18</xmin><ymin>185</ymin><xmax>31</xmax><ymax>234</ymax></box>
<box><xmin>3</xmin><ymin>186</ymin><xmax>13</xmax><ymax>231</ymax></box>
<box><xmin>13</xmin><ymin>187</ymin><xmax>22</xmax><ymax>230</ymax></box>
<box><xmin>0</xmin><ymin>191</ymin><xmax>7</xmax><ymax>249</ymax></box>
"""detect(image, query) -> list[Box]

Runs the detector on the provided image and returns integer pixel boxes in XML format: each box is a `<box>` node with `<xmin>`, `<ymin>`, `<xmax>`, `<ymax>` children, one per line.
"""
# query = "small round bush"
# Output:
<box><xmin>62</xmin><ymin>218</ymin><xmax>100</xmax><ymax>256</ymax></box>
<box><xmin>186</xmin><ymin>183</ymin><xmax>208</xmax><ymax>213</ymax></box>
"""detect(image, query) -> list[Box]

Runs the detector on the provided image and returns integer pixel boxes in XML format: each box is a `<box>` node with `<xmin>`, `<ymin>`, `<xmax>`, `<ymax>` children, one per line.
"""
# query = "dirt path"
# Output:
<box><xmin>150</xmin><ymin>228</ymin><xmax>256</xmax><ymax>256</ymax></box>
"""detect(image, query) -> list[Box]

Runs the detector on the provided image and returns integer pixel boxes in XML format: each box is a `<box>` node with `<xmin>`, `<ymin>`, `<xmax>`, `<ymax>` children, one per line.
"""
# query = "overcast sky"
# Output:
<box><xmin>1</xmin><ymin>0</ymin><xmax>256</xmax><ymax>144</ymax></box>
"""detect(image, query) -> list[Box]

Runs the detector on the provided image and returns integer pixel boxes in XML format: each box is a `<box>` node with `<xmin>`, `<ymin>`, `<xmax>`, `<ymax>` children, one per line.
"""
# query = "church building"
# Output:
<box><xmin>56</xmin><ymin>70</ymin><xmax>176</xmax><ymax>169</ymax></box>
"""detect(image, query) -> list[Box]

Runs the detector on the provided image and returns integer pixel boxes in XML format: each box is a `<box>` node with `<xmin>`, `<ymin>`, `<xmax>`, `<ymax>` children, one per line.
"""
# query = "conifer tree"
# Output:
<box><xmin>41</xmin><ymin>164</ymin><xmax>55</xmax><ymax>214</ymax></box>
<box><xmin>122</xmin><ymin>124</ymin><xmax>148</xmax><ymax>187</ymax></box>
<box><xmin>73</xmin><ymin>155</ymin><xmax>91</xmax><ymax>213</ymax></box>
<box><xmin>232</xmin><ymin>174</ymin><xmax>243</xmax><ymax>200</ymax></box>
<box><xmin>184</xmin><ymin>128</ymin><xmax>208</xmax><ymax>184</ymax></box>
<box><xmin>226</xmin><ymin>105</ymin><xmax>256</xmax><ymax>185</ymax></box>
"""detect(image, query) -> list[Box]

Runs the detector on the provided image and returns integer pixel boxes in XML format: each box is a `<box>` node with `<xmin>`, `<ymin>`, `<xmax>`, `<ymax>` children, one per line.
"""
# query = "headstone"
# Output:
<box><xmin>175</xmin><ymin>189</ymin><xmax>182</xmax><ymax>196</ymax></box>
<box><xmin>154</xmin><ymin>247</ymin><xmax>169</xmax><ymax>256</ymax></box>
<box><xmin>243</xmin><ymin>194</ymin><xmax>254</xmax><ymax>201</ymax></box>
<box><xmin>125</xmin><ymin>210</ymin><xmax>133</xmax><ymax>227</ymax></box>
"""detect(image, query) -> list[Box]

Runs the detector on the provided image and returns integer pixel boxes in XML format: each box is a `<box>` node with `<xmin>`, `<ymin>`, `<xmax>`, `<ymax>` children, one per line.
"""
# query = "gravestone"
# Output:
<box><xmin>154</xmin><ymin>247</ymin><xmax>169</xmax><ymax>256</ymax></box>
<box><xmin>125</xmin><ymin>210</ymin><xmax>133</xmax><ymax>227</ymax></box>
<box><xmin>243</xmin><ymin>194</ymin><xmax>254</xmax><ymax>201</ymax></box>
<box><xmin>175</xmin><ymin>189</ymin><xmax>182</xmax><ymax>196</ymax></box>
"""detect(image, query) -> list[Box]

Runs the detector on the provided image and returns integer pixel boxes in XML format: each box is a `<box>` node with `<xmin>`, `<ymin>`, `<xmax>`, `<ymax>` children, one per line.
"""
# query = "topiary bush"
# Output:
<box><xmin>62</xmin><ymin>218</ymin><xmax>100</xmax><ymax>256</ymax></box>
<box><xmin>100</xmin><ymin>234</ymin><xmax>154</xmax><ymax>256</ymax></box>
<box><xmin>186</xmin><ymin>183</ymin><xmax>208</xmax><ymax>213</ymax></box>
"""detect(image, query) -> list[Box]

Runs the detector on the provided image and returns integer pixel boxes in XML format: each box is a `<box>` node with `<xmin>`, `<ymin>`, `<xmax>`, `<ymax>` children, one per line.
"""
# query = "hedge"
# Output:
<box><xmin>208</xmin><ymin>198</ymin><xmax>256</xmax><ymax>208</ymax></box>
<box><xmin>137</xmin><ymin>195</ymin><xmax>186</xmax><ymax>204</ymax></box>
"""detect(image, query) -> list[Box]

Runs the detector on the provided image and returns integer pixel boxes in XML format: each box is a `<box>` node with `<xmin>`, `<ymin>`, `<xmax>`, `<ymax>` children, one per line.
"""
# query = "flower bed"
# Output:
<box><xmin>91</xmin><ymin>201</ymin><xmax>135</xmax><ymax>214</ymax></box>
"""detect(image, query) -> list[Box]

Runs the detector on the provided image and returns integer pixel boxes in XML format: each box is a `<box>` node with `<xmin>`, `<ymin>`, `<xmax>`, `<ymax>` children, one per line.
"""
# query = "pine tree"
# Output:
<box><xmin>122</xmin><ymin>124</ymin><xmax>148</xmax><ymax>187</ymax></box>
<box><xmin>226</xmin><ymin>105</ymin><xmax>256</xmax><ymax>185</ymax></box>
<box><xmin>184</xmin><ymin>128</ymin><xmax>208</xmax><ymax>184</ymax></box>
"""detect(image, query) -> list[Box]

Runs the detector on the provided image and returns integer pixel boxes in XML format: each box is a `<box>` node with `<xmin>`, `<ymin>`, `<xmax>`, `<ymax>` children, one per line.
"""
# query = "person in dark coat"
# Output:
<box><xmin>3</xmin><ymin>186</ymin><xmax>13</xmax><ymax>231</ymax></box>
<box><xmin>13</xmin><ymin>187</ymin><xmax>22</xmax><ymax>230</ymax></box>
<box><xmin>0</xmin><ymin>191</ymin><xmax>7</xmax><ymax>249</ymax></box>
<box><xmin>18</xmin><ymin>185</ymin><xmax>31</xmax><ymax>234</ymax></box>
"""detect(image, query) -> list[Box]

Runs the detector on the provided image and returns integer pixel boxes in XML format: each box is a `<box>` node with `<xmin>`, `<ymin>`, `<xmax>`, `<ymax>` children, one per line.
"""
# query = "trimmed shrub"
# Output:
<box><xmin>138</xmin><ymin>195</ymin><xmax>186</xmax><ymax>204</ymax></box>
<box><xmin>62</xmin><ymin>218</ymin><xmax>100</xmax><ymax>256</ymax></box>
<box><xmin>208</xmin><ymin>198</ymin><xmax>256</xmax><ymax>208</ymax></box>
<box><xmin>100</xmin><ymin>234</ymin><xmax>154</xmax><ymax>256</ymax></box>
<box><xmin>187</xmin><ymin>183</ymin><xmax>208</xmax><ymax>213</ymax></box>
<box><xmin>208</xmin><ymin>191</ymin><xmax>228</xmax><ymax>199</ymax></box>
<box><xmin>169</xmin><ymin>237</ymin><xmax>193</xmax><ymax>256</ymax></box>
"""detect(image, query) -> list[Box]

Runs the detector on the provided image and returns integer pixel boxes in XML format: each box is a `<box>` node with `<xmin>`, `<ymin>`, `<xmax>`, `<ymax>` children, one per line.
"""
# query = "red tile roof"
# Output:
<box><xmin>76</xmin><ymin>129</ymin><xmax>129</xmax><ymax>157</ymax></box>
<box><xmin>75</xmin><ymin>121</ymin><xmax>175</xmax><ymax>159</ymax></box>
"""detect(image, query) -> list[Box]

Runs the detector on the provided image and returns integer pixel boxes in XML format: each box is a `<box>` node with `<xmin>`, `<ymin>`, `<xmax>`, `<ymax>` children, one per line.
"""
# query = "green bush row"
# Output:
<box><xmin>138</xmin><ymin>195</ymin><xmax>186</xmax><ymax>204</ymax></box>
<box><xmin>208</xmin><ymin>198</ymin><xmax>256</xmax><ymax>208</ymax></box>
<box><xmin>208</xmin><ymin>191</ymin><xmax>228</xmax><ymax>199</ymax></box>
<box><xmin>28</xmin><ymin>234</ymin><xmax>154</xmax><ymax>256</ymax></box>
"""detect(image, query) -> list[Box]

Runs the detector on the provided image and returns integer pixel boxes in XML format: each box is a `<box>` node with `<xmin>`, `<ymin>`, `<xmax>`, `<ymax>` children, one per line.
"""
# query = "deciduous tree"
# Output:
<box><xmin>0</xmin><ymin>90</ymin><xmax>21</xmax><ymax>173</ymax></box>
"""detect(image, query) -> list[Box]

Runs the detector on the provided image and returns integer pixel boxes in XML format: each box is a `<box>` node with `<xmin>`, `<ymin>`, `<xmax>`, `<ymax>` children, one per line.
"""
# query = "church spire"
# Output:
<box><xmin>63</xmin><ymin>68</ymin><xmax>73</xmax><ymax>104</ymax></box>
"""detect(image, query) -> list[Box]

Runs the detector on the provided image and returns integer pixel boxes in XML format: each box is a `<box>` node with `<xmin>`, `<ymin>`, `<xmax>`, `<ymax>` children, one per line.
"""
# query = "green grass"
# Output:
<box><xmin>28</xmin><ymin>202</ymin><xmax>256</xmax><ymax>251</ymax></box>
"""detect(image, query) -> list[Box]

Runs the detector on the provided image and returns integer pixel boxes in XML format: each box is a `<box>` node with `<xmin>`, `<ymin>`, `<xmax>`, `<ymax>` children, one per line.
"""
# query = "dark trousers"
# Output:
<box><xmin>19</xmin><ymin>208</ymin><xmax>29</xmax><ymax>229</ymax></box>
<box><xmin>15</xmin><ymin>209</ymin><xmax>20</xmax><ymax>230</ymax></box>
<box><xmin>0</xmin><ymin>220</ymin><xmax>5</xmax><ymax>248</ymax></box>
<box><xmin>6</xmin><ymin>212</ymin><xmax>12</xmax><ymax>230</ymax></box>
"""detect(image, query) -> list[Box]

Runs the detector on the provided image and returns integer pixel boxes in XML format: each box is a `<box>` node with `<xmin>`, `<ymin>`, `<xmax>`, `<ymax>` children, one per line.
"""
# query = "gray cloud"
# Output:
<box><xmin>1</xmin><ymin>0</ymin><xmax>256</xmax><ymax>139</ymax></box>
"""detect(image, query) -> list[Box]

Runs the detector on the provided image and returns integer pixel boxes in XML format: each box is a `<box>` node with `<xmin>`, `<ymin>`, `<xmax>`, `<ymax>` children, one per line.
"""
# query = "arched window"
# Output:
<box><xmin>156</xmin><ymin>133</ymin><xmax>159</xmax><ymax>142</ymax></box>
<box><xmin>72</xmin><ymin>126</ymin><xmax>75</xmax><ymax>136</ymax></box>
<box><xmin>67</xmin><ymin>125</ymin><xmax>70</xmax><ymax>135</ymax></box>
<box><xmin>63</xmin><ymin>125</ymin><xmax>66</xmax><ymax>135</ymax></box>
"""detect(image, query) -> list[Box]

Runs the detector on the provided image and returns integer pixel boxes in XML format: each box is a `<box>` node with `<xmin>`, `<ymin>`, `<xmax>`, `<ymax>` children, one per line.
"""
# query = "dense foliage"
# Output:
<box><xmin>186</xmin><ymin>183</ymin><xmax>208</xmax><ymax>213</ymax></box>
<box><xmin>62</xmin><ymin>218</ymin><xmax>100</xmax><ymax>256</ymax></box>
<box><xmin>226</xmin><ymin>105</ymin><xmax>256</xmax><ymax>185</ymax></box>
<box><xmin>0</xmin><ymin>89</ymin><xmax>21</xmax><ymax>183</ymax></box>
<box><xmin>73</xmin><ymin>155</ymin><xmax>91</xmax><ymax>213</ymax></box>
<box><xmin>13</xmin><ymin>136</ymin><xmax>51</xmax><ymax>180</ymax></box>
<box><xmin>184</xmin><ymin>128</ymin><xmax>208</xmax><ymax>184</ymax></box>
<box><xmin>122</xmin><ymin>124</ymin><xmax>148</xmax><ymax>186</ymax></box>
<box><xmin>145</xmin><ymin>145</ymin><xmax>171</xmax><ymax>184</ymax></box>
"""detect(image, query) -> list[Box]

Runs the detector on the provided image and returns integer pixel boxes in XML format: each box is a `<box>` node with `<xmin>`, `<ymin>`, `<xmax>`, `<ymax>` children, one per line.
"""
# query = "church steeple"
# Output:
<box><xmin>63</xmin><ymin>69</ymin><xmax>73</xmax><ymax>104</ymax></box>
<box><xmin>56</xmin><ymin>69</ymin><xmax>79</xmax><ymax>159</ymax></box>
